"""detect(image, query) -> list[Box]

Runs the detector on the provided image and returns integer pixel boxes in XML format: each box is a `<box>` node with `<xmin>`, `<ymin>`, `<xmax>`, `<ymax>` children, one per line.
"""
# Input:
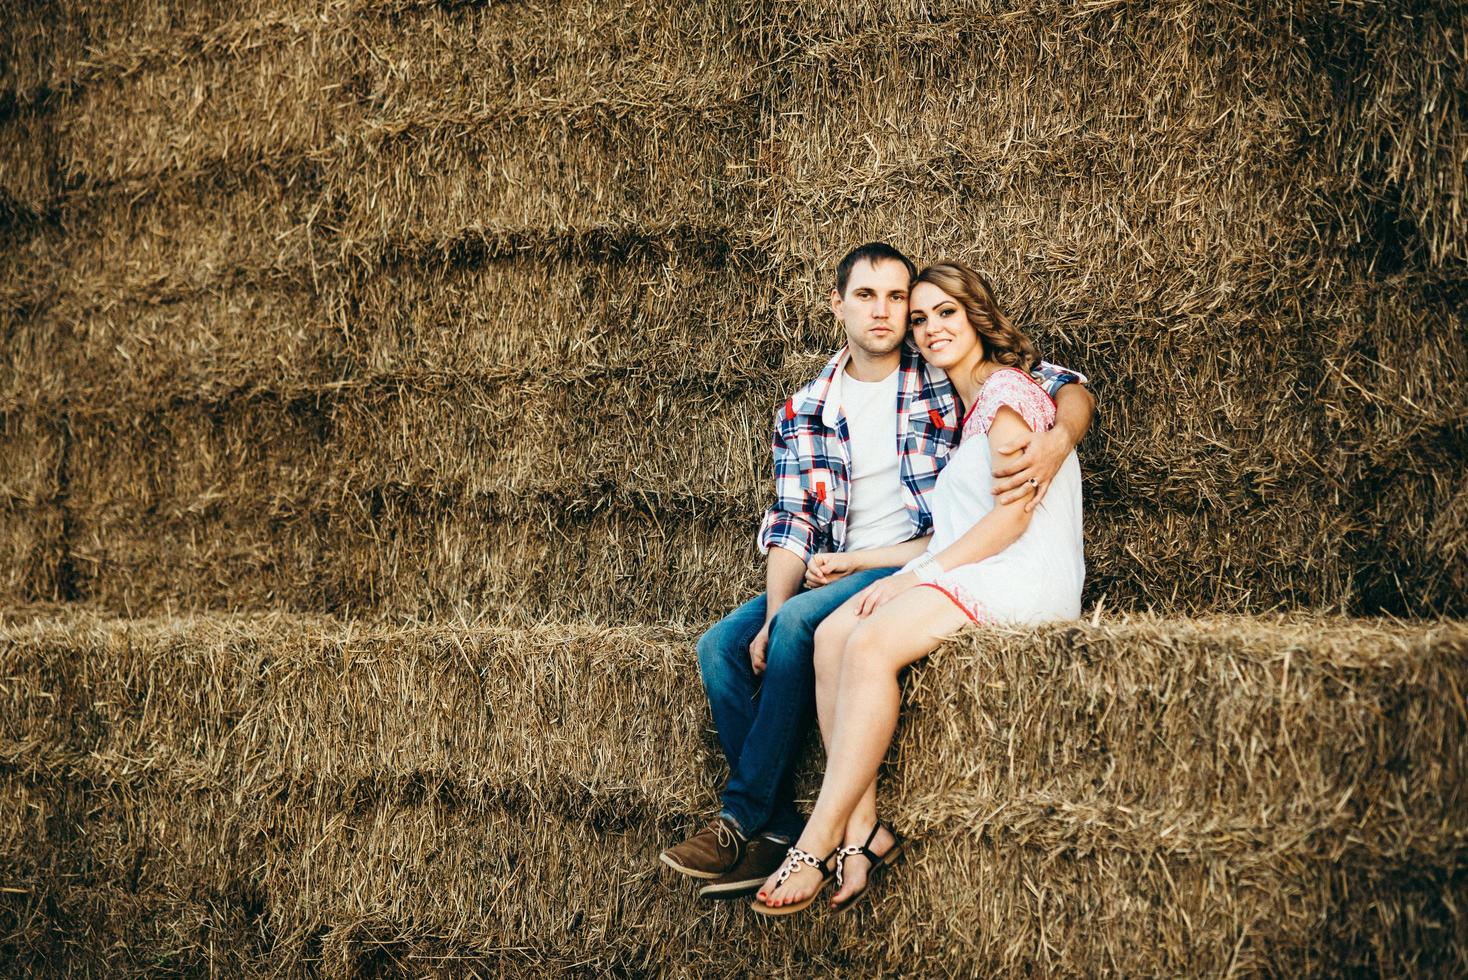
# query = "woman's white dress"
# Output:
<box><xmin>900</xmin><ymin>367</ymin><xmax>1085</xmax><ymax>625</ymax></box>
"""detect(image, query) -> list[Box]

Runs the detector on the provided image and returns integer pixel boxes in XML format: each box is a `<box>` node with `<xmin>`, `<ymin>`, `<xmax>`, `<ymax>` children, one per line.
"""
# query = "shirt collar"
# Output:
<box><xmin>820</xmin><ymin>349</ymin><xmax>853</xmax><ymax>429</ymax></box>
<box><xmin>790</xmin><ymin>346</ymin><xmax>845</xmax><ymax>421</ymax></box>
<box><xmin>794</xmin><ymin>343</ymin><xmax>927</xmax><ymax>425</ymax></box>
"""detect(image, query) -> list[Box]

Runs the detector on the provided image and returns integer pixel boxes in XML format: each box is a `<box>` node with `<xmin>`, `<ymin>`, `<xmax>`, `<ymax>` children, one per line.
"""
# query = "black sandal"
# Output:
<box><xmin>750</xmin><ymin>845</ymin><xmax>839</xmax><ymax>916</ymax></box>
<box><xmin>831</xmin><ymin>822</ymin><xmax>906</xmax><ymax>913</ymax></box>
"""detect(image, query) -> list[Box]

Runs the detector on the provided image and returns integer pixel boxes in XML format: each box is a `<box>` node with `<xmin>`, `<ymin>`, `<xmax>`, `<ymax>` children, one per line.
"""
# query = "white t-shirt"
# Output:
<box><xmin>839</xmin><ymin>368</ymin><xmax>914</xmax><ymax>552</ymax></box>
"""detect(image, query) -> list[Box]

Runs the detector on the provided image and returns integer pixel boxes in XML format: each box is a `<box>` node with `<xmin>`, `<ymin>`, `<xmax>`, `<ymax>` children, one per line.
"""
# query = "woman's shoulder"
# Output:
<box><xmin>968</xmin><ymin>366</ymin><xmax>1057</xmax><ymax>436</ymax></box>
<box><xmin>982</xmin><ymin>365</ymin><xmax>1050</xmax><ymax>396</ymax></box>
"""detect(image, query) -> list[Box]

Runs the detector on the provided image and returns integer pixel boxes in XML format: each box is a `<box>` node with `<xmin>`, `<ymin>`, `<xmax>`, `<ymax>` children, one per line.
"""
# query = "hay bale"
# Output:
<box><xmin>327</xmin><ymin>373</ymin><xmax>771</xmax><ymax>501</ymax></box>
<box><xmin>320</xmin><ymin>498</ymin><xmax>761</xmax><ymax>623</ymax></box>
<box><xmin>0</xmin><ymin>413</ymin><xmax>64</xmax><ymax>603</ymax></box>
<box><xmin>345</xmin><ymin>251</ymin><xmax>793</xmax><ymax>382</ymax></box>
<box><xmin>5</xmin><ymin>0</ymin><xmax>1466</xmax><ymax>620</ymax></box>
<box><xmin>1</xmin><ymin>611</ymin><xmax>1463</xmax><ymax>974</ymax></box>
<box><xmin>1319</xmin><ymin>275</ymin><xmax>1468</xmax><ymax>613</ymax></box>
<box><xmin>49</xmin><ymin>166</ymin><xmax>327</xmax><ymax>290</ymax></box>
<box><xmin>0</xmin><ymin>104</ymin><xmax>58</xmax><ymax>223</ymax></box>
<box><xmin>56</xmin><ymin>395</ymin><xmax>768</xmax><ymax>621</ymax></box>
<box><xmin>52</xmin><ymin>8</ymin><xmax>342</xmax><ymax>189</ymax></box>
<box><xmin>48</xmin><ymin>280</ymin><xmax>341</xmax><ymax>404</ymax></box>
<box><xmin>44</xmin><ymin>362</ymin><xmax>1364</xmax><ymax>620</ymax></box>
<box><xmin>5</xmin><ymin>2</ymin><xmax>1465</xmax><ymax>970</ymax></box>
<box><xmin>59</xmin><ymin>400</ymin><xmax>330</xmax><ymax>613</ymax></box>
<box><xmin>41</xmin><ymin>170</ymin><xmax>337</xmax><ymax>398</ymax></box>
<box><xmin>1306</xmin><ymin>0</ymin><xmax>1468</xmax><ymax>270</ymax></box>
<box><xmin>0</xmin><ymin>0</ymin><xmax>85</xmax><ymax>99</ymax></box>
<box><xmin>329</xmin><ymin>1</ymin><xmax>757</xmax><ymax>249</ymax></box>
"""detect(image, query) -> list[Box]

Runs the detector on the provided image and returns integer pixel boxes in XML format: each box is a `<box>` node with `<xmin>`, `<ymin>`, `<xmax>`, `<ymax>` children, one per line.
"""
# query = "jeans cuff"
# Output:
<box><xmin>718</xmin><ymin>810</ymin><xmax>750</xmax><ymax>841</ymax></box>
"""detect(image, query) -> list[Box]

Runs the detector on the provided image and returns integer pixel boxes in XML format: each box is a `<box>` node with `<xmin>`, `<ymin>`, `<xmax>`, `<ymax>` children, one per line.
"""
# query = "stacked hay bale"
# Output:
<box><xmin>1</xmin><ymin>0</ymin><xmax>1463</xmax><ymax>620</ymax></box>
<box><xmin>1</xmin><ymin>0</ymin><xmax>1465</xmax><ymax>974</ymax></box>
<box><xmin>2</xmin><ymin>612</ymin><xmax>1464</xmax><ymax>974</ymax></box>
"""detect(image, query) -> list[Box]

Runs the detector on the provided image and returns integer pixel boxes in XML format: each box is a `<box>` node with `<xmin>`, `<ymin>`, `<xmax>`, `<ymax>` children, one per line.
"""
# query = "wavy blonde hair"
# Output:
<box><xmin>912</xmin><ymin>262</ymin><xmax>1041</xmax><ymax>378</ymax></box>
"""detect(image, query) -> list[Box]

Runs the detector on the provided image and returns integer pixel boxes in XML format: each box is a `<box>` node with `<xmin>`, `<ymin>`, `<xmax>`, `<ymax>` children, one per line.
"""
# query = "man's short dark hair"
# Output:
<box><xmin>834</xmin><ymin>242</ymin><xmax>917</xmax><ymax>296</ymax></box>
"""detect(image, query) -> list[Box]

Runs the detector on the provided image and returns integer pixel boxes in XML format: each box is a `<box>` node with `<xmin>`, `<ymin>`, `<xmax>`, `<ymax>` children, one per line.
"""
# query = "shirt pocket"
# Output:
<box><xmin>909</xmin><ymin>407</ymin><xmax>955</xmax><ymax>459</ymax></box>
<box><xmin>801</xmin><ymin>466</ymin><xmax>838</xmax><ymax>526</ymax></box>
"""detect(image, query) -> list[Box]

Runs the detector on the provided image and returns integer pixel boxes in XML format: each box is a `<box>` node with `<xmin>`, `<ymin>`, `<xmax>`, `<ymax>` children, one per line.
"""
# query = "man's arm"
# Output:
<box><xmin>764</xmin><ymin>547</ymin><xmax>807</xmax><ymax>618</ymax></box>
<box><xmin>751</xmin><ymin>407</ymin><xmax>824</xmax><ymax>673</ymax></box>
<box><xmin>805</xmin><ymin>534</ymin><xmax>932</xmax><ymax>587</ymax></box>
<box><xmin>992</xmin><ymin>382</ymin><xmax>1095</xmax><ymax>512</ymax></box>
<box><xmin>749</xmin><ymin>546</ymin><xmax>806</xmax><ymax>675</ymax></box>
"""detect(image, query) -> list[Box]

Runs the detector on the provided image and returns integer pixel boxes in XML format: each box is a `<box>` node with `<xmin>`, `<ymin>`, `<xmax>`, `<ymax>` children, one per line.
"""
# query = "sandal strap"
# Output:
<box><xmin>833</xmin><ymin>844</ymin><xmax>864</xmax><ymax>889</ymax></box>
<box><xmin>772</xmin><ymin>846</ymin><xmax>829</xmax><ymax>889</ymax></box>
<box><xmin>834</xmin><ymin>822</ymin><xmax>895</xmax><ymax>889</ymax></box>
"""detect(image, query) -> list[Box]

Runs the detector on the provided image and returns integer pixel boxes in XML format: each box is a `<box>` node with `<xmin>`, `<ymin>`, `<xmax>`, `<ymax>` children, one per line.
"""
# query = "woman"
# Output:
<box><xmin>753</xmin><ymin>261</ymin><xmax>1085</xmax><ymax>915</ymax></box>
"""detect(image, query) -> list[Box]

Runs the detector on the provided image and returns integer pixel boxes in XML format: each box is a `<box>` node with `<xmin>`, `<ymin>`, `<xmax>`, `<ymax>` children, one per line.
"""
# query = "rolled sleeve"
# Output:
<box><xmin>755</xmin><ymin>413</ymin><xmax>821</xmax><ymax>564</ymax></box>
<box><xmin>1034</xmin><ymin>360</ymin><xmax>1090</xmax><ymax>400</ymax></box>
<box><xmin>757</xmin><ymin>508</ymin><xmax>818</xmax><ymax>564</ymax></box>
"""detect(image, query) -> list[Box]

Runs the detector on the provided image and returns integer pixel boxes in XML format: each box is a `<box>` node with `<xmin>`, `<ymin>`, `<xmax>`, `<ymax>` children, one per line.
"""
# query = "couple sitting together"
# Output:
<box><xmin>659</xmin><ymin>243</ymin><xmax>1095</xmax><ymax>915</ymax></box>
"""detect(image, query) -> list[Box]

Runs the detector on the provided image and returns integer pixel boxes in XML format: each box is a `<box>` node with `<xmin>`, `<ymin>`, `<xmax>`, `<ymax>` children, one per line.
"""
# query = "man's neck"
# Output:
<box><xmin>844</xmin><ymin>347</ymin><xmax>901</xmax><ymax>383</ymax></box>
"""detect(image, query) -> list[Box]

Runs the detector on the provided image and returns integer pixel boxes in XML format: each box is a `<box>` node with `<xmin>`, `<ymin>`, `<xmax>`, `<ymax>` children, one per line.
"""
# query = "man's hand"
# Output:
<box><xmin>749</xmin><ymin>621</ymin><xmax>771</xmax><ymax>675</ymax></box>
<box><xmin>804</xmin><ymin>552</ymin><xmax>862</xmax><ymax>588</ymax></box>
<box><xmin>854</xmin><ymin>572</ymin><xmax>918</xmax><ymax>617</ymax></box>
<box><xmin>991</xmin><ymin>427</ymin><xmax>1070</xmax><ymax>513</ymax></box>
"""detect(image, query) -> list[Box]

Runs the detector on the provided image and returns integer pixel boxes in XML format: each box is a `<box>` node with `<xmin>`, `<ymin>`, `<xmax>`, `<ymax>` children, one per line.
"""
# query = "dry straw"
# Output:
<box><xmin>1</xmin><ymin>3</ymin><xmax>1465</xmax><ymax>968</ymax></box>
<box><xmin>1</xmin><ymin>611</ymin><xmax>1463</xmax><ymax>974</ymax></box>
<box><xmin>3</xmin><ymin>0</ymin><xmax>1461</xmax><ymax>619</ymax></box>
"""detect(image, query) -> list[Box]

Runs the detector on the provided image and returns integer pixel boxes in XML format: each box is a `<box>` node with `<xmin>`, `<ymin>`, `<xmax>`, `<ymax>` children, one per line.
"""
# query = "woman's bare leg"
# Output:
<box><xmin>812</xmin><ymin>601</ymin><xmax>860</xmax><ymax>751</ymax></box>
<box><xmin>759</xmin><ymin>587</ymin><xmax>970</xmax><ymax>907</ymax></box>
<box><xmin>813</xmin><ymin>603</ymin><xmax>883</xmax><ymax>904</ymax></box>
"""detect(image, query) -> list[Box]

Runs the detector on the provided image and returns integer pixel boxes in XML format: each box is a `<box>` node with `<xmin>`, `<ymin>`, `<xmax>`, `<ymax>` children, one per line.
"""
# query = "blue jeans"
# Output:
<box><xmin>697</xmin><ymin>567</ymin><xmax>898</xmax><ymax>842</ymax></box>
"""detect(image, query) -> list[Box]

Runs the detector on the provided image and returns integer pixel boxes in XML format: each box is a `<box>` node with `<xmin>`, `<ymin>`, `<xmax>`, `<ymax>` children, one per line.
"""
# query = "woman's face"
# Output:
<box><xmin>909</xmin><ymin>281</ymin><xmax>982</xmax><ymax>371</ymax></box>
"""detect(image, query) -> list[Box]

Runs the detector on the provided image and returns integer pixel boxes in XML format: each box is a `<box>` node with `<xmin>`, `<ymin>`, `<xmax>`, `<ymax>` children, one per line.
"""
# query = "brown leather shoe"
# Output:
<box><xmin>697</xmin><ymin>835</ymin><xmax>791</xmax><ymax>900</ymax></box>
<box><xmin>659</xmin><ymin>817</ymin><xmax>745</xmax><ymax>880</ymax></box>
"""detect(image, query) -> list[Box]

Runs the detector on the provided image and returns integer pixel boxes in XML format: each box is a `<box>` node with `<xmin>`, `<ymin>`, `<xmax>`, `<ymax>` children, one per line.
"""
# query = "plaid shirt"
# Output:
<box><xmin>757</xmin><ymin>345</ymin><xmax>1084</xmax><ymax>564</ymax></box>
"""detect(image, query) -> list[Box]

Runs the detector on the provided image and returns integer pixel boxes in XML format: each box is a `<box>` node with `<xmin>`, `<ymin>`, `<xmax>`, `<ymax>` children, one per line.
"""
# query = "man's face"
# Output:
<box><xmin>831</xmin><ymin>259</ymin><xmax>909</xmax><ymax>358</ymax></box>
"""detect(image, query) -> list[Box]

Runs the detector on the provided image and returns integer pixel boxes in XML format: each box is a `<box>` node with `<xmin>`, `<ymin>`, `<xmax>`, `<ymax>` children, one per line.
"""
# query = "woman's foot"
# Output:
<box><xmin>830</xmin><ymin>822</ymin><xmax>901</xmax><ymax>909</ymax></box>
<box><xmin>754</xmin><ymin>841</ymin><xmax>837</xmax><ymax>911</ymax></box>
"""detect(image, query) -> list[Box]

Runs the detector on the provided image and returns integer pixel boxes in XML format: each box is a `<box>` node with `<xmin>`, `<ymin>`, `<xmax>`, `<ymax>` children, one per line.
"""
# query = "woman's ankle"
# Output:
<box><xmin>844</xmin><ymin>819</ymin><xmax>890</xmax><ymax>852</ymax></box>
<box><xmin>843</xmin><ymin>814</ymin><xmax>877</xmax><ymax>842</ymax></box>
<box><xmin>795</xmin><ymin>822</ymin><xmax>842</xmax><ymax>857</ymax></box>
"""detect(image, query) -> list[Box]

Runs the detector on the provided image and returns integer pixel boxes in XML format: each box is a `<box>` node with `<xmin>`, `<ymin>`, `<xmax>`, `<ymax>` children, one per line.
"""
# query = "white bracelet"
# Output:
<box><xmin>912</xmin><ymin>554</ymin><xmax>943</xmax><ymax>584</ymax></box>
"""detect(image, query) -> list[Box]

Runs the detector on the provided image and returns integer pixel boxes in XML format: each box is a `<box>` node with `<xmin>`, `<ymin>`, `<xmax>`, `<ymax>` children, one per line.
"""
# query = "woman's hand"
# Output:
<box><xmin>854</xmin><ymin>572</ymin><xmax>919</xmax><ymax>617</ymax></box>
<box><xmin>805</xmin><ymin>551</ymin><xmax>863</xmax><ymax>588</ymax></box>
<box><xmin>991</xmin><ymin>427</ymin><xmax>1070</xmax><ymax>511</ymax></box>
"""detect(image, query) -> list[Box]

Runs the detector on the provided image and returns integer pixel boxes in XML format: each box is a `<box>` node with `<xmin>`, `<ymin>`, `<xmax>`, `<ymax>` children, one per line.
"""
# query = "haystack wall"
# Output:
<box><xmin>2</xmin><ymin>0</ymin><xmax>1465</xmax><ymax>620</ymax></box>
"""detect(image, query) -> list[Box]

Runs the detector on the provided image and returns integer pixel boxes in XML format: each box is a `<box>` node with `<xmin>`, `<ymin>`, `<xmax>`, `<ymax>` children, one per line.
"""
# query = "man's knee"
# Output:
<box><xmin>762</xmin><ymin>609</ymin><xmax>821</xmax><ymax>681</ymax></box>
<box><xmin>767</xmin><ymin>597</ymin><xmax>825</xmax><ymax>652</ymax></box>
<box><xmin>696</xmin><ymin>619</ymin><xmax>744</xmax><ymax>683</ymax></box>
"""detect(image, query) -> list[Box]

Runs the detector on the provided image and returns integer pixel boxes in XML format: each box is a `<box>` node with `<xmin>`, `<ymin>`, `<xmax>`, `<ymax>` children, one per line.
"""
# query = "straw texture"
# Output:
<box><xmin>2</xmin><ymin>611</ymin><xmax>1464</xmax><ymax>975</ymax></box>
<box><xmin>2</xmin><ymin>4</ymin><xmax>1466</xmax><ymax>971</ymax></box>
<box><xmin>0</xmin><ymin>0</ymin><xmax>1463</xmax><ymax>619</ymax></box>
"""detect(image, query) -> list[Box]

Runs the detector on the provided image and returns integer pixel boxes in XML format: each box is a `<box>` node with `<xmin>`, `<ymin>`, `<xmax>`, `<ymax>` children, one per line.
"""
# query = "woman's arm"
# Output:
<box><xmin>853</xmin><ymin>407</ymin><xmax>1036</xmax><ymax>615</ymax></box>
<box><xmin>991</xmin><ymin>383</ymin><xmax>1094</xmax><ymax>511</ymax></box>
<box><xmin>805</xmin><ymin>535</ymin><xmax>933</xmax><ymax>588</ymax></box>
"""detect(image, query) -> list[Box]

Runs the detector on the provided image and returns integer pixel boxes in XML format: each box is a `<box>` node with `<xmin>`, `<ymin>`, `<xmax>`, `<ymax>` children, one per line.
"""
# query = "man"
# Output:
<box><xmin>659</xmin><ymin>243</ymin><xmax>1094</xmax><ymax>899</ymax></box>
